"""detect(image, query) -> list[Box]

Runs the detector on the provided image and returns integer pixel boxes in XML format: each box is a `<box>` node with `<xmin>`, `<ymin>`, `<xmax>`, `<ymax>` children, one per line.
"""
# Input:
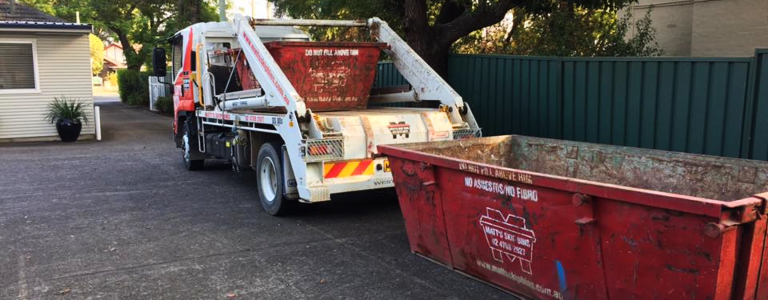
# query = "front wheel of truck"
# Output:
<box><xmin>257</xmin><ymin>142</ymin><xmax>290</xmax><ymax>215</ymax></box>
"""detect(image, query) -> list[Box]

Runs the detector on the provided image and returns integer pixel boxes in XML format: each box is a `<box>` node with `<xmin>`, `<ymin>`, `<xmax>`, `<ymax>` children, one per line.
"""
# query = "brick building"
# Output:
<box><xmin>625</xmin><ymin>0</ymin><xmax>768</xmax><ymax>57</ymax></box>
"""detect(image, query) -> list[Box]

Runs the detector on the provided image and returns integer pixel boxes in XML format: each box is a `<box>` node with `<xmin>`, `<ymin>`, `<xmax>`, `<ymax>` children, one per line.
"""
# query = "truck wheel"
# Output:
<box><xmin>182</xmin><ymin>119</ymin><xmax>204</xmax><ymax>171</ymax></box>
<box><xmin>257</xmin><ymin>142</ymin><xmax>290</xmax><ymax>215</ymax></box>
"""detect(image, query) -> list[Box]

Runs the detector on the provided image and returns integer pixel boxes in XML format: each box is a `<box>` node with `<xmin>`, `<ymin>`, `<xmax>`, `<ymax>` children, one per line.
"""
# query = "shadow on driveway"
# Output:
<box><xmin>0</xmin><ymin>102</ymin><xmax>512</xmax><ymax>299</ymax></box>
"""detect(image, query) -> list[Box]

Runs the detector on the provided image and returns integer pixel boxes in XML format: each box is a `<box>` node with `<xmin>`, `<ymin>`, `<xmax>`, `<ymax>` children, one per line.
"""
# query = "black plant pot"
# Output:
<box><xmin>56</xmin><ymin>119</ymin><xmax>82</xmax><ymax>142</ymax></box>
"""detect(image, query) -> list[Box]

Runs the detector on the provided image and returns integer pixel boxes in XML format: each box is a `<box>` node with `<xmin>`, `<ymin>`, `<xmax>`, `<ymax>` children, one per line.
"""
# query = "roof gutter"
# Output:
<box><xmin>0</xmin><ymin>23</ymin><xmax>92</xmax><ymax>33</ymax></box>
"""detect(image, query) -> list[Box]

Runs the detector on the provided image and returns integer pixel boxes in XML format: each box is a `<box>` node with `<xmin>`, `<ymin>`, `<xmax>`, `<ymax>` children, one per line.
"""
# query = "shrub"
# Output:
<box><xmin>155</xmin><ymin>96</ymin><xmax>174</xmax><ymax>113</ymax></box>
<box><xmin>106</xmin><ymin>72</ymin><xmax>118</xmax><ymax>86</ymax></box>
<box><xmin>45</xmin><ymin>97</ymin><xmax>89</xmax><ymax>124</ymax></box>
<box><xmin>117</xmin><ymin>69</ymin><xmax>148</xmax><ymax>106</ymax></box>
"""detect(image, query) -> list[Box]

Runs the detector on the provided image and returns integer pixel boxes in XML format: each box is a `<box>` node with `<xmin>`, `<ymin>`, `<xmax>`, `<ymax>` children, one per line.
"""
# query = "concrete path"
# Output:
<box><xmin>0</xmin><ymin>102</ymin><xmax>511</xmax><ymax>299</ymax></box>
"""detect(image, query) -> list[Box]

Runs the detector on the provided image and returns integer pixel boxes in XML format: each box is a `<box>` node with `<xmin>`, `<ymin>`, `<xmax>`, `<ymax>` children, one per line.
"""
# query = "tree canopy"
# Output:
<box><xmin>271</xmin><ymin>0</ymin><xmax>658</xmax><ymax>74</ymax></box>
<box><xmin>89</xmin><ymin>34</ymin><xmax>104</xmax><ymax>76</ymax></box>
<box><xmin>22</xmin><ymin>0</ymin><xmax>219</xmax><ymax>71</ymax></box>
<box><xmin>453</xmin><ymin>6</ymin><xmax>663</xmax><ymax>57</ymax></box>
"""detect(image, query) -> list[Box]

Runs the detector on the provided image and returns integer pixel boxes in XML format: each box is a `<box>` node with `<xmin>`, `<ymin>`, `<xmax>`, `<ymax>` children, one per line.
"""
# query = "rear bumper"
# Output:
<box><xmin>302</xmin><ymin>158</ymin><xmax>394</xmax><ymax>202</ymax></box>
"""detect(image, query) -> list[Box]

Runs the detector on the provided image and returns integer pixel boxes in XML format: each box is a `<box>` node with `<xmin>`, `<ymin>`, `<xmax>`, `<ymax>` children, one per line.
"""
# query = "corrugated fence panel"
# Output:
<box><xmin>446</xmin><ymin>55</ymin><xmax>560</xmax><ymax>137</ymax></box>
<box><xmin>373</xmin><ymin>62</ymin><xmax>406</xmax><ymax>88</ymax></box>
<box><xmin>560</xmin><ymin>58</ymin><xmax>751</xmax><ymax>158</ymax></box>
<box><xmin>749</xmin><ymin>50</ymin><xmax>768</xmax><ymax>160</ymax></box>
<box><xmin>371</xmin><ymin>62</ymin><xmax>407</xmax><ymax>108</ymax></box>
<box><xmin>373</xmin><ymin>53</ymin><xmax>762</xmax><ymax>160</ymax></box>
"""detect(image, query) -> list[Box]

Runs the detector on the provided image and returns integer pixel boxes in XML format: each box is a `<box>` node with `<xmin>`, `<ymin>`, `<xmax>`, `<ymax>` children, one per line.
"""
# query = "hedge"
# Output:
<box><xmin>117</xmin><ymin>69</ymin><xmax>150</xmax><ymax>106</ymax></box>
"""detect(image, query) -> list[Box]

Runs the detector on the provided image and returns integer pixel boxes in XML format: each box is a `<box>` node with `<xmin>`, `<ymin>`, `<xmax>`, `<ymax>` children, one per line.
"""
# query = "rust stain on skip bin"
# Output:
<box><xmin>378</xmin><ymin>135</ymin><xmax>768</xmax><ymax>300</ymax></box>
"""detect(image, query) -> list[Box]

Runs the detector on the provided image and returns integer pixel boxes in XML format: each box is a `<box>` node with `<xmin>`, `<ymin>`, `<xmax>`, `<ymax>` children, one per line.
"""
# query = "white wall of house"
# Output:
<box><xmin>0</xmin><ymin>32</ymin><xmax>94</xmax><ymax>141</ymax></box>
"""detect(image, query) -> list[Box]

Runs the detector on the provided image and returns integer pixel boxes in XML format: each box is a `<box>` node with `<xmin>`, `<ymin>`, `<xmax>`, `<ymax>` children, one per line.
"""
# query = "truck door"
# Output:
<box><xmin>172</xmin><ymin>29</ymin><xmax>197</xmax><ymax>134</ymax></box>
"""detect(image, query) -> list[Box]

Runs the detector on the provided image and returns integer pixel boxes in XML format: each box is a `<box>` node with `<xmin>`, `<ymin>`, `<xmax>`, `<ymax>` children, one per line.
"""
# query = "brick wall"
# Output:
<box><xmin>691</xmin><ymin>0</ymin><xmax>768</xmax><ymax>56</ymax></box>
<box><xmin>624</xmin><ymin>0</ymin><xmax>768</xmax><ymax>57</ymax></box>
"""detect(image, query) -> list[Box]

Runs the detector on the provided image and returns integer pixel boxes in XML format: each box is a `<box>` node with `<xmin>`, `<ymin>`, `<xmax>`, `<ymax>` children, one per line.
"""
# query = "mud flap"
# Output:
<box><xmin>282</xmin><ymin>145</ymin><xmax>299</xmax><ymax>200</ymax></box>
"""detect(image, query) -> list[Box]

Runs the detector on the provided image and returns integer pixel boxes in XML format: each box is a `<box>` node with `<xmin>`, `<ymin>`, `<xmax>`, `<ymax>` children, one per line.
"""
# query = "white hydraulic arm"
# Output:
<box><xmin>231</xmin><ymin>15</ymin><xmax>307</xmax><ymax>117</ymax></box>
<box><xmin>367</xmin><ymin>18</ymin><xmax>465</xmax><ymax>109</ymax></box>
<box><xmin>229</xmin><ymin>14</ymin><xmax>314</xmax><ymax>200</ymax></box>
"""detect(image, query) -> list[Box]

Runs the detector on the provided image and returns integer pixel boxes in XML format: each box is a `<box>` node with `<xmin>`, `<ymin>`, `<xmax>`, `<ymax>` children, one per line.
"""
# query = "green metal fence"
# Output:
<box><xmin>449</xmin><ymin>55</ymin><xmax>562</xmax><ymax>139</ymax></box>
<box><xmin>374</xmin><ymin>50</ymin><xmax>768</xmax><ymax>160</ymax></box>
<box><xmin>748</xmin><ymin>49</ymin><xmax>768</xmax><ymax>160</ymax></box>
<box><xmin>374</xmin><ymin>62</ymin><xmax>408</xmax><ymax>88</ymax></box>
<box><xmin>560</xmin><ymin>58</ymin><xmax>751</xmax><ymax>158</ymax></box>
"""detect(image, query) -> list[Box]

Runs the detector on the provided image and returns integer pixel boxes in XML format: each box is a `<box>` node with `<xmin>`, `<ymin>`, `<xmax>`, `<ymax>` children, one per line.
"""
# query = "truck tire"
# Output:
<box><xmin>257</xmin><ymin>142</ymin><xmax>290</xmax><ymax>215</ymax></box>
<box><xmin>182</xmin><ymin>118</ymin><xmax>204</xmax><ymax>171</ymax></box>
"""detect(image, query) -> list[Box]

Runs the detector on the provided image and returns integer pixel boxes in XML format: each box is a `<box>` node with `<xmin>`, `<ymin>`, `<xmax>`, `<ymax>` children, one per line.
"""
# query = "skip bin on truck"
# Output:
<box><xmin>379</xmin><ymin>135</ymin><xmax>768</xmax><ymax>299</ymax></box>
<box><xmin>153</xmin><ymin>15</ymin><xmax>480</xmax><ymax>215</ymax></box>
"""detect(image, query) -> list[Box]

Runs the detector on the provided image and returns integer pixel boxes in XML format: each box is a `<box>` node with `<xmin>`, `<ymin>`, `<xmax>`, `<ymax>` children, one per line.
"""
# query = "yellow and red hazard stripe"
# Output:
<box><xmin>324</xmin><ymin>160</ymin><xmax>374</xmax><ymax>179</ymax></box>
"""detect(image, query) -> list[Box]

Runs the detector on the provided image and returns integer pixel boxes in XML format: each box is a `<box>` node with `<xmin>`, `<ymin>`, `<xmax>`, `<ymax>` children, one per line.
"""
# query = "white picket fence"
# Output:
<box><xmin>148</xmin><ymin>76</ymin><xmax>168</xmax><ymax>112</ymax></box>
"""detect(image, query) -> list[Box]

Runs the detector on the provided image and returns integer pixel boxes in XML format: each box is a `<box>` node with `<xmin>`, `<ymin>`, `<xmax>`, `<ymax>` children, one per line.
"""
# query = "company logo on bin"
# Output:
<box><xmin>479</xmin><ymin>208</ymin><xmax>537</xmax><ymax>274</ymax></box>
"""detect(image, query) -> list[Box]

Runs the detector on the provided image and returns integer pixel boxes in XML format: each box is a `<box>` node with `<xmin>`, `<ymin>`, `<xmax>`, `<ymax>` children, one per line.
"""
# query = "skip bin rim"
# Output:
<box><xmin>262</xmin><ymin>41</ymin><xmax>389</xmax><ymax>50</ymax></box>
<box><xmin>378</xmin><ymin>135</ymin><xmax>765</xmax><ymax>219</ymax></box>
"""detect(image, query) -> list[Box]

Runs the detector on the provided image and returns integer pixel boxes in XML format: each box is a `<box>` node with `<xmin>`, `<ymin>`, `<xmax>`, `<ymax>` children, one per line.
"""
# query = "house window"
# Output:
<box><xmin>0</xmin><ymin>40</ymin><xmax>39</xmax><ymax>92</ymax></box>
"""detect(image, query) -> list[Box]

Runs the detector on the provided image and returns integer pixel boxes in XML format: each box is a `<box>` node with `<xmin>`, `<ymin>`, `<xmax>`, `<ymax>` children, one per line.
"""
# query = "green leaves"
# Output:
<box><xmin>89</xmin><ymin>34</ymin><xmax>104</xmax><ymax>76</ymax></box>
<box><xmin>45</xmin><ymin>97</ymin><xmax>89</xmax><ymax>124</ymax></box>
<box><xmin>22</xmin><ymin>0</ymin><xmax>219</xmax><ymax>71</ymax></box>
<box><xmin>453</xmin><ymin>3</ymin><xmax>663</xmax><ymax>57</ymax></box>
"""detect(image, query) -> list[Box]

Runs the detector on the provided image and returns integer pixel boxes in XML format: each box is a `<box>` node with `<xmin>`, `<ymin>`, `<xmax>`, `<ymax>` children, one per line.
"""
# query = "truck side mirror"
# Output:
<box><xmin>152</xmin><ymin>48</ymin><xmax>167</xmax><ymax>77</ymax></box>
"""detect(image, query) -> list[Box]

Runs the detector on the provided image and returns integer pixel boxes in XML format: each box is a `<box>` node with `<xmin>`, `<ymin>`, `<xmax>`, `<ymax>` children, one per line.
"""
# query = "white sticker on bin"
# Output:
<box><xmin>464</xmin><ymin>176</ymin><xmax>538</xmax><ymax>202</ymax></box>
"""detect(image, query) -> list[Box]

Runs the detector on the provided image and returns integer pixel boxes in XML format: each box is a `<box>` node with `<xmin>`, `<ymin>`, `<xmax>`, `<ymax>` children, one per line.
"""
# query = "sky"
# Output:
<box><xmin>228</xmin><ymin>0</ymin><xmax>273</xmax><ymax>19</ymax></box>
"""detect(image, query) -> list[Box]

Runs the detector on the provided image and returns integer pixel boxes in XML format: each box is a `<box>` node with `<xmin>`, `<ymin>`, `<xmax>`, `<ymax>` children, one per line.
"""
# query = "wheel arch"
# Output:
<box><xmin>248</xmin><ymin>131</ymin><xmax>284</xmax><ymax>171</ymax></box>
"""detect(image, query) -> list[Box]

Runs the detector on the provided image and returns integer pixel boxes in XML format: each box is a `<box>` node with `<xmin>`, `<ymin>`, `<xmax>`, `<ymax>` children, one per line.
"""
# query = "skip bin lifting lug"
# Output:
<box><xmin>420</xmin><ymin>163</ymin><xmax>437</xmax><ymax>186</ymax></box>
<box><xmin>572</xmin><ymin>193</ymin><xmax>591</xmax><ymax>207</ymax></box>
<box><xmin>704</xmin><ymin>222</ymin><xmax>738</xmax><ymax>239</ymax></box>
<box><xmin>572</xmin><ymin>193</ymin><xmax>596</xmax><ymax>225</ymax></box>
<box><xmin>754</xmin><ymin>193</ymin><xmax>768</xmax><ymax>216</ymax></box>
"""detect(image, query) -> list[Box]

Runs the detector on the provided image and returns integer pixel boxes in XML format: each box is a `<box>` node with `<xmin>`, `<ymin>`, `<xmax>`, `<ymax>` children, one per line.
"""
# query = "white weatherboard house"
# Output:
<box><xmin>0</xmin><ymin>0</ymin><xmax>94</xmax><ymax>142</ymax></box>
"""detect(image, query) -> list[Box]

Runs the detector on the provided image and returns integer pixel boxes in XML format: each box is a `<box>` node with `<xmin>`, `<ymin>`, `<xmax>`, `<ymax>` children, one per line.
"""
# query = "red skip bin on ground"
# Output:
<box><xmin>379</xmin><ymin>135</ymin><xmax>768</xmax><ymax>300</ymax></box>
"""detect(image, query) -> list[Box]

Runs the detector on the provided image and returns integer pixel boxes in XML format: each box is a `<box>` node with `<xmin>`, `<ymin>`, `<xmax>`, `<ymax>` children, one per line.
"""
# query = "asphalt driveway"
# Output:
<box><xmin>0</xmin><ymin>100</ymin><xmax>510</xmax><ymax>299</ymax></box>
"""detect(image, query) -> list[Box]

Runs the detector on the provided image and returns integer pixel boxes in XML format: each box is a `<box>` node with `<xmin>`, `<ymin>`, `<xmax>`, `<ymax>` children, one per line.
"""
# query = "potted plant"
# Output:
<box><xmin>45</xmin><ymin>97</ymin><xmax>88</xmax><ymax>142</ymax></box>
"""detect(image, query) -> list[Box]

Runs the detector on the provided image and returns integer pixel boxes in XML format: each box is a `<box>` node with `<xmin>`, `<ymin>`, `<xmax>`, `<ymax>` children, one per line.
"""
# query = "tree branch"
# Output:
<box><xmin>437</xmin><ymin>0</ymin><xmax>522</xmax><ymax>44</ymax></box>
<box><xmin>435</xmin><ymin>1</ymin><xmax>465</xmax><ymax>25</ymax></box>
<box><xmin>403</xmin><ymin>0</ymin><xmax>429</xmax><ymax>33</ymax></box>
<box><xmin>124</xmin><ymin>3</ymin><xmax>138</xmax><ymax>18</ymax></box>
<box><xmin>504</xmin><ymin>9</ymin><xmax>525</xmax><ymax>45</ymax></box>
<box><xmin>156</xmin><ymin>15</ymin><xmax>173</xmax><ymax>27</ymax></box>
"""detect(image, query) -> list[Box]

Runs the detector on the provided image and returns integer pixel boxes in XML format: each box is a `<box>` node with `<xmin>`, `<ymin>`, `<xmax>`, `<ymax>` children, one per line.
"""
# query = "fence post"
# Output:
<box><xmin>744</xmin><ymin>49</ymin><xmax>768</xmax><ymax>160</ymax></box>
<box><xmin>742</xmin><ymin>50</ymin><xmax>758</xmax><ymax>159</ymax></box>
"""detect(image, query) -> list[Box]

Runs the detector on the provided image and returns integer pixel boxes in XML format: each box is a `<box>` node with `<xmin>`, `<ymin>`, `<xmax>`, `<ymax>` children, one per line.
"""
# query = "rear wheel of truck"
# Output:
<box><xmin>182</xmin><ymin>118</ymin><xmax>204</xmax><ymax>171</ymax></box>
<box><xmin>257</xmin><ymin>142</ymin><xmax>290</xmax><ymax>215</ymax></box>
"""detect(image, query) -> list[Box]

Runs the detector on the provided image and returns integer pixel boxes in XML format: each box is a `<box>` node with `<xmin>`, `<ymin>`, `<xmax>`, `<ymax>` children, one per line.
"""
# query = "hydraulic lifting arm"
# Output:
<box><xmin>366</xmin><ymin>18</ymin><xmax>465</xmax><ymax>109</ymax></box>
<box><xmin>231</xmin><ymin>15</ymin><xmax>308</xmax><ymax>118</ymax></box>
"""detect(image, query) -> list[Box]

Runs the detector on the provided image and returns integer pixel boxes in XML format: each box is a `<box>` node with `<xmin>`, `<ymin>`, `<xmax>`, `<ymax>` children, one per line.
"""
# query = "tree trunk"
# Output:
<box><xmin>406</xmin><ymin>31</ymin><xmax>452</xmax><ymax>76</ymax></box>
<box><xmin>402</xmin><ymin>0</ymin><xmax>520</xmax><ymax>77</ymax></box>
<box><xmin>114</xmin><ymin>30</ymin><xmax>142</xmax><ymax>72</ymax></box>
<box><xmin>403</xmin><ymin>0</ymin><xmax>452</xmax><ymax>77</ymax></box>
<box><xmin>178</xmin><ymin>0</ymin><xmax>201</xmax><ymax>24</ymax></box>
<box><xmin>189</xmin><ymin>0</ymin><xmax>201</xmax><ymax>23</ymax></box>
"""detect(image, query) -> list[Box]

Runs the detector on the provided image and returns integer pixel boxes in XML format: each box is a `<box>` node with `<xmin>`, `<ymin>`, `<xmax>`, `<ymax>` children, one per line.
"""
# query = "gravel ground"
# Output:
<box><xmin>0</xmin><ymin>100</ymin><xmax>511</xmax><ymax>299</ymax></box>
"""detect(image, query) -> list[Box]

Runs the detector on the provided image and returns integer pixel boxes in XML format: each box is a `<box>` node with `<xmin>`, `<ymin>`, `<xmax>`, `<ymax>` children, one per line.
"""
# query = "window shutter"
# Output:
<box><xmin>0</xmin><ymin>43</ymin><xmax>35</xmax><ymax>90</ymax></box>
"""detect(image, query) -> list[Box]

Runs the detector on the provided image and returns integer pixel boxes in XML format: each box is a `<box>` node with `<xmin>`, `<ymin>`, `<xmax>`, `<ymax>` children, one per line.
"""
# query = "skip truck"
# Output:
<box><xmin>153</xmin><ymin>15</ymin><xmax>481</xmax><ymax>215</ymax></box>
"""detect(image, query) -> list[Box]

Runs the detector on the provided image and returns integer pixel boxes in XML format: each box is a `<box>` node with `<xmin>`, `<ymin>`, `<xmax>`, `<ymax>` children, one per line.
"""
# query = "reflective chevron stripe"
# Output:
<box><xmin>324</xmin><ymin>160</ymin><xmax>374</xmax><ymax>178</ymax></box>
